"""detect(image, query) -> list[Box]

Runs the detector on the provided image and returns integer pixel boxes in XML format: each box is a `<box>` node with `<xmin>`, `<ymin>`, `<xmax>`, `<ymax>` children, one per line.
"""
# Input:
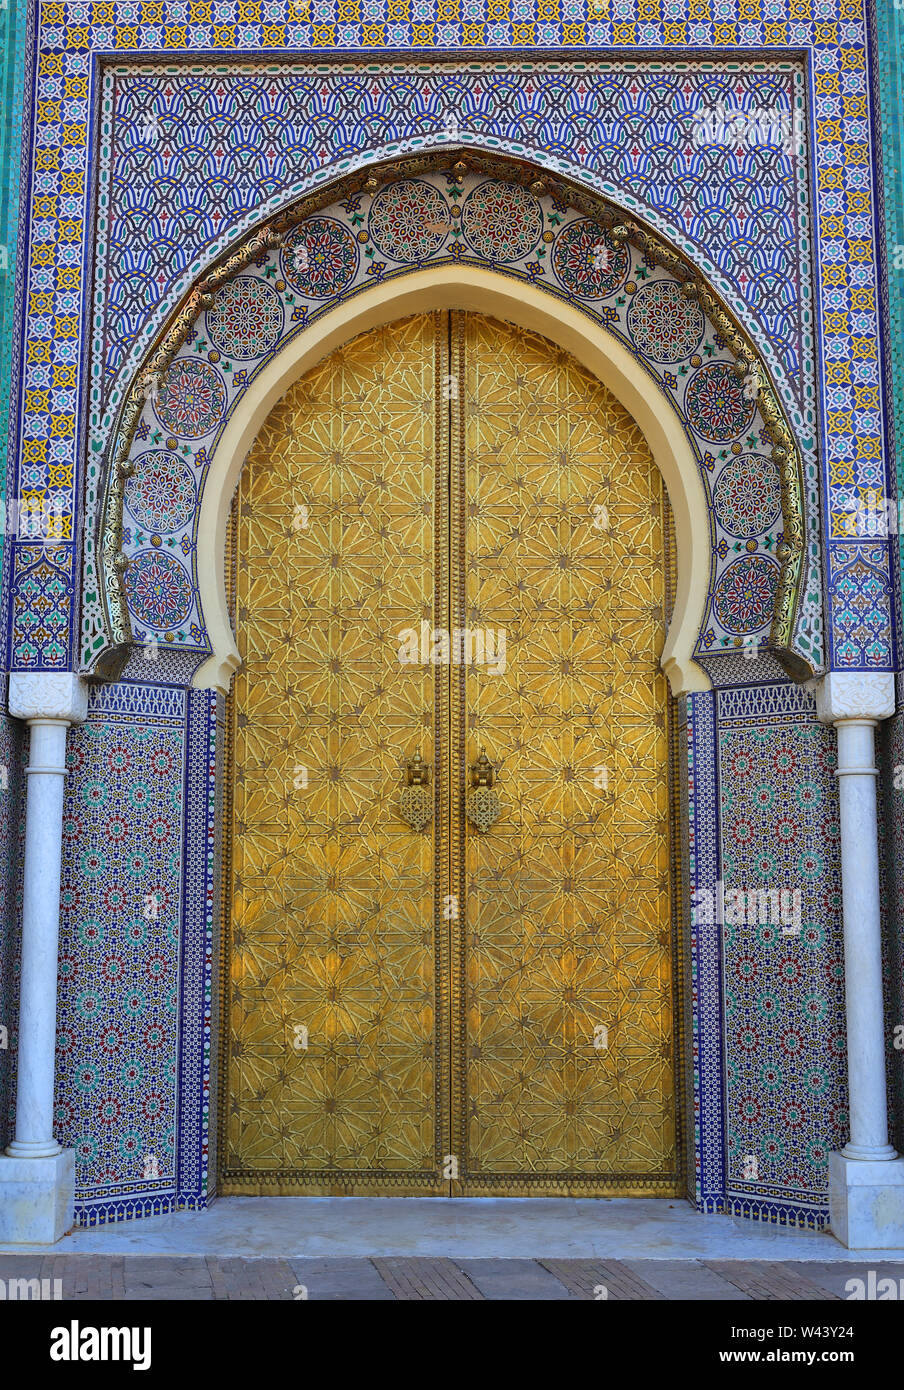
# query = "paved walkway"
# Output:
<box><xmin>7</xmin><ymin>1197</ymin><xmax>903</xmax><ymax>1261</ymax></box>
<box><xmin>3</xmin><ymin>1199</ymin><xmax>902</xmax><ymax>1300</ymax></box>
<box><xmin>1</xmin><ymin>1253</ymin><xmax>902</xmax><ymax>1300</ymax></box>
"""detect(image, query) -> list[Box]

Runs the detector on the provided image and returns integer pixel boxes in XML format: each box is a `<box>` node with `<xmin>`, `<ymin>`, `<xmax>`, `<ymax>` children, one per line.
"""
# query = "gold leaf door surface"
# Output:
<box><xmin>450</xmin><ymin>313</ymin><xmax>679</xmax><ymax>1194</ymax></box>
<box><xmin>222</xmin><ymin>310</ymin><xmax>679</xmax><ymax>1195</ymax></box>
<box><xmin>223</xmin><ymin>314</ymin><xmax>448</xmax><ymax>1193</ymax></box>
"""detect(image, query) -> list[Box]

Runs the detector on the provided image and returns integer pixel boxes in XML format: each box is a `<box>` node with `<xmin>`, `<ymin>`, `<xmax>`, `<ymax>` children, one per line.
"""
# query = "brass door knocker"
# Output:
<box><xmin>399</xmin><ymin>753</ymin><xmax>434</xmax><ymax>833</ymax></box>
<box><xmin>466</xmin><ymin>749</ymin><xmax>502</xmax><ymax>833</ymax></box>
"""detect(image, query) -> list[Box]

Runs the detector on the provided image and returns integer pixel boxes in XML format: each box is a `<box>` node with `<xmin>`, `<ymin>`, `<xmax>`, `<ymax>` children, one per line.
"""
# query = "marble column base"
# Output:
<box><xmin>829</xmin><ymin>1151</ymin><xmax>904</xmax><ymax>1249</ymax></box>
<box><xmin>0</xmin><ymin>1150</ymin><xmax>74</xmax><ymax>1244</ymax></box>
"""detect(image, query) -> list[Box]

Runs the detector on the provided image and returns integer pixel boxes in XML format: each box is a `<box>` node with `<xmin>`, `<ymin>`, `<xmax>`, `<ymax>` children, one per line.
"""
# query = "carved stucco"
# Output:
<box><xmin>814</xmin><ymin>672</ymin><xmax>896</xmax><ymax>725</ymax></box>
<box><xmin>8</xmin><ymin>674</ymin><xmax>89</xmax><ymax>725</ymax></box>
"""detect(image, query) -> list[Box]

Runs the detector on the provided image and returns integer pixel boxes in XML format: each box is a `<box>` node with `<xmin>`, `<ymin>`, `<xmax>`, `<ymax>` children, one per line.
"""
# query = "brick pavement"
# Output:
<box><xmin>0</xmin><ymin>1256</ymin><xmax>899</xmax><ymax>1300</ymax></box>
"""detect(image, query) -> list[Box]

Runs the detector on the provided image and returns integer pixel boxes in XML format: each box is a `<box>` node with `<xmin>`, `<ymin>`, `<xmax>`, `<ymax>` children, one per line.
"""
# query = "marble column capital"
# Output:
<box><xmin>814</xmin><ymin>672</ymin><xmax>895</xmax><ymax>726</ymax></box>
<box><xmin>8</xmin><ymin>673</ymin><xmax>89</xmax><ymax>725</ymax></box>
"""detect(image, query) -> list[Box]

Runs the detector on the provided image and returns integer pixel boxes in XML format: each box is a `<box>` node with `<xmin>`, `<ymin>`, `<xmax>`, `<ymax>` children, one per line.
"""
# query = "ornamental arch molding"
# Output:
<box><xmin>83</xmin><ymin>151</ymin><xmax>816</xmax><ymax>693</ymax></box>
<box><xmin>197</xmin><ymin>265</ymin><xmax>710</xmax><ymax>695</ymax></box>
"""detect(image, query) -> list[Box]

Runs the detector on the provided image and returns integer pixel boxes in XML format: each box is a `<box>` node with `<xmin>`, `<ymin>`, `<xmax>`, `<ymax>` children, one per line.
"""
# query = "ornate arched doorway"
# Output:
<box><xmin>219</xmin><ymin>310</ymin><xmax>682</xmax><ymax>1195</ymax></box>
<box><xmin>80</xmin><ymin>153</ymin><xmax>823</xmax><ymax>1219</ymax></box>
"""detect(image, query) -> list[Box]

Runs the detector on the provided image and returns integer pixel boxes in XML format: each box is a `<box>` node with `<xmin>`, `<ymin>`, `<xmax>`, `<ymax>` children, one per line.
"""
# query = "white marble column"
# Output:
<box><xmin>816</xmin><ymin>672</ymin><xmax>904</xmax><ymax>1246</ymax></box>
<box><xmin>0</xmin><ymin>673</ymin><xmax>87</xmax><ymax>1242</ymax></box>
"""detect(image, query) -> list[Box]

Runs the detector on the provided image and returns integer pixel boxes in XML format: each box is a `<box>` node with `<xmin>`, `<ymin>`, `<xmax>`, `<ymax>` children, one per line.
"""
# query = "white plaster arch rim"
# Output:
<box><xmin>192</xmin><ymin>263</ymin><xmax>713</xmax><ymax>698</ymax></box>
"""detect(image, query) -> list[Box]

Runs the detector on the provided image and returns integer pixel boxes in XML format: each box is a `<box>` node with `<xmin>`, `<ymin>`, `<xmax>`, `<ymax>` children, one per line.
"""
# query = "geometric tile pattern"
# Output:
<box><xmin>683</xmin><ymin>688</ymin><xmax>726</xmax><ymax>1213</ymax></box>
<box><xmin>0</xmin><ymin>1</ymin><xmax>895</xmax><ymax>1233</ymax></box>
<box><xmin>875</xmin><ymin>0</ymin><xmax>904</xmax><ymax>676</ymax></box>
<box><xmin>176</xmin><ymin>688</ymin><xmax>220</xmax><ymax>1212</ymax></box>
<box><xmin>717</xmin><ymin>681</ymin><xmax>845</xmax><ymax>1227</ymax></box>
<box><xmin>110</xmin><ymin>167</ymin><xmax>807</xmax><ymax>663</ymax></box>
<box><xmin>56</xmin><ymin>684</ymin><xmax>186</xmax><ymax>1220</ymax></box>
<box><xmin>11</xmin><ymin>545</ymin><xmax>73</xmax><ymax>670</ymax></box>
<box><xmin>77</xmin><ymin>63</ymin><xmax>826</xmax><ymax>674</ymax></box>
<box><xmin>4</xmin><ymin>8</ymin><xmax>887</xmax><ymax>673</ymax></box>
<box><xmin>0</xmin><ymin>0</ymin><xmax>29</xmax><ymax>647</ymax></box>
<box><xmin>828</xmin><ymin>541</ymin><xmax>894</xmax><ymax>670</ymax></box>
<box><xmin>48</xmin><ymin>680</ymin><xmax>219</xmax><ymax>1227</ymax></box>
<box><xmin>205</xmin><ymin>690</ymin><xmax>227</xmax><ymax>1199</ymax></box>
<box><xmin>93</xmin><ymin>61</ymin><xmax>813</xmax><ymax>402</ymax></box>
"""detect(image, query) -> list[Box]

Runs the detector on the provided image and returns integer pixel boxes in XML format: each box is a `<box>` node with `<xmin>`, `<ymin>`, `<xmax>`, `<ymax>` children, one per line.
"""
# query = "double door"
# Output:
<box><xmin>222</xmin><ymin>310</ymin><xmax>679</xmax><ymax>1195</ymax></box>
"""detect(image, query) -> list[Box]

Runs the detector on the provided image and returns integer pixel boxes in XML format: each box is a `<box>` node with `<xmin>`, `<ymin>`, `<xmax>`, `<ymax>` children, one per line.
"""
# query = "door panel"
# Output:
<box><xmin>450</xmin><ymin>313</ymin><xmax>678</xmax><ymax>1194</ymax></box>
<box><xmin>223</xmin><ymin>314</ymin><xmax>448</xmax><ymax>1193</ymax></box>
<box><xmin>221</xmin><ymin>310</ymin><xmax>679</xmax><ymax>1195</ymax></box>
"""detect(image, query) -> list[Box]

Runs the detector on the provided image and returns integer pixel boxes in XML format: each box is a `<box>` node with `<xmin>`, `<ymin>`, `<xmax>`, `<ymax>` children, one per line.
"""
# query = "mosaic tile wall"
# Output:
<box><xmin>0</xmin><ymin>0</ymin><xmax>30</xmax><ymax>654</ymax></box>
<box><xmin>57</xmin><ymin>683</ymin><xmax>184</xmax><ymax>1217</ymax></box>
<box><xmin>0</xmin><ymin>0</ymin><xmax>900</xmax><ymax>1229</ymax></box>
<box><xmin>111</xmin><ymin>163</ymin><xmax>813</xmax><ymax>665</ymax></box>
<box><xmin>3</xmin><ymin>2</ymin><xmax>895</xmax><ymax>677</ymax></box>
<box><xmin>96</xmin><ymin>61</ymin><xmax>814</xmax><ymax>403</ymax></box>
<box><xmin>79</xmin><ymin>61</ymin><xmax>826</xmax><ymax>679</ymax></box>
<box><xmin>717</xmin><ymin>681</ymin><xmax>846</xmax><ymax>1226</ymax></box>
<box><xmin>875</xmin><ymin>0</ymin><xmax>903</xmax><ymax>650</ymax></box>
<box><xmin>55</xmin><ymin>681</ymin><xmax>217</xmax><ymax>1224</ymax></box>
<box><xmin>44</xmin><ymin>669</ymin><xmax>851</xmax><ymax>1225</ymax></box>
<box><xmin>875</xmin><ymin>2</ymin><xmax>904</xmax><ymax>1159</ymax></box>
<box><xmin>682</xmin><ymin>687</ymin><xmax>726</xmax><ymax>1213</ymax></box>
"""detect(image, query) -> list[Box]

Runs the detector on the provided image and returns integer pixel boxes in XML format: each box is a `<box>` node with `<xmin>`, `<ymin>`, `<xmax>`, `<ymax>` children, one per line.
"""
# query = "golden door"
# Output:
<box><xmin>220</xmin><ymin>311</ymin><xmax>680</xmax><ymax>1196</ymax></box>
